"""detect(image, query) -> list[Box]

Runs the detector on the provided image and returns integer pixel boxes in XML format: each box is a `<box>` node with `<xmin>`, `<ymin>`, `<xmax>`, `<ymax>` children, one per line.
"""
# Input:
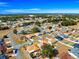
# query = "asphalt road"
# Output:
<box><xmin>7</xmin><ymin>32</ymin><xmax>24</xmax><ymax>59</ymax></box>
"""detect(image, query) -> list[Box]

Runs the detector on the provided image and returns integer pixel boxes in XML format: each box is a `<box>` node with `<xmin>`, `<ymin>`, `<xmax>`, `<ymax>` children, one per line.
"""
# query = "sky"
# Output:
<box><xmin>0</xmin><ymin>0</ymin><xmax>79</xmax><ymax>14</ymax></box>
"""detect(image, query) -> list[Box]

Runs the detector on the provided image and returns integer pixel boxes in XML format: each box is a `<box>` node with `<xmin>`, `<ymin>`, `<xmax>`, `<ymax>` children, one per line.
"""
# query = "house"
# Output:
<box><xmin>0</xmin><ymin>54</ymin><xmax>8</xmax><ymax>59</ymax></box>
<box><xmin>0</xmin><ymin>44</ymin><xmax>7</xmax><ymax>54</ymax></box>
<box><xmin>60</xmin><ymin>52</ymin><xmax>73</xmax><ymax>59</ymax></box>
<box><xmin>73</xmin><ymin>44</ymin><xmax>79</xmax><ymax>48</ymax></box>
<box><xmin>0</xmin><ymin>39</ymin><xmax>7</xmax><ymax>53</ymax></box>
<box><xmin>55</xmin><ymin>36</ymin><xmax>64</xmax><ymax>41</ymax></box>
<box><xmin>25</xmin><ymin>34</ymin><xmax>35</xmax><ymax>39</ymax></box>
<box><xmin>25</xmin><ymin>44</ymin><xmax>40</xmax><ymax>53</ymax></box>
<box><xmin>21</xmin><ymin>44</ymin><xmax>40</xmax><ymax>59</ymax></box>
<box><xmin>68</xmin><ymin>48</ymin><xmax>79</xmax><ymax>59</ymax></box>
<box><xmin>4</xmin><ymin>38</ymin><xmax>11</xmax><ymax>47</ymax></box>
<box><xmin>41</xmin><ymin>38</ymin><xmax>48</xmax><ymax>44</ymax></box>
<box><xmin>0</xmin><ymin>39</ymin><xmax>7</xmax><ymax>59</ymax></box>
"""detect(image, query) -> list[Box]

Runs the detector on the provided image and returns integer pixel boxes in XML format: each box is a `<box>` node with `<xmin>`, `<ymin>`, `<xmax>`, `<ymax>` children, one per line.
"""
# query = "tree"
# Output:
<box><xmin>42</xmin><ymin>20</ymin><xmax>47</xmax><ymax>24</ymax></box>
<box><xmin>0</xmin><ymin>26</ymin><xmax>9</xmax><ymax>30</ymax></box>
<box><xmin>48</xmin><ymin>26</ymin><xmax>52</xmax><ymax>30</ymax></box>
<box><xmin>61</xmin><ymin>20</ymin><xmax>77</xmax><ymax>26</ymax></box>
<box><xmin>30</xmin><ymin>53</ymin><xmax>36</xmax><ymax>58</ymax></box>
<box><xmin>31</xmin><ymin>27</ymin><xmax>40</xmax><ymax>33</ymax></box>
<box><xmin>3</xmin><ymin>35</ymin><xmax>8</xmax><ymax>38</ymax></box>
<box><xmin>35</xmin><ymin>21</ymin><xmax>41</xmax><ymax>26</ymax></box>
<box><xmin>41</xmin><ymin>44</ymin><xmax>58</xmax><ymax>59</ymax></box>
<box><xmin>20</xmin><ymin>30</ymin><xmax>28</xmax><ymax>35</ymax></box>
<box><xmin>47</xmin><ymin>18</ymin><xmax>52</xmax><ymax>23</ymax></box>
<box><xmin>52</xmin><ymin>18</ymin><xmax>62</xmax><ymax>24</ymax></box>
<box><xmin>13</xmin><ymin>29</ymin><xmax>17</xmax><ymax>34</ymax></box>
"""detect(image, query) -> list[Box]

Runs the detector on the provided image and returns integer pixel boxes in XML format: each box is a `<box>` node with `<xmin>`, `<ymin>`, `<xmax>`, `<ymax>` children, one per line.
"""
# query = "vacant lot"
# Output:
<box><xmin>0</xmin><ymin>27</ymin><xmax>21</xmax><ymax>39</ymax></box>
<box><xmin>0</xmin><ymin>29</ymin><xmax>12</xmax><ymax>38</ymax></box>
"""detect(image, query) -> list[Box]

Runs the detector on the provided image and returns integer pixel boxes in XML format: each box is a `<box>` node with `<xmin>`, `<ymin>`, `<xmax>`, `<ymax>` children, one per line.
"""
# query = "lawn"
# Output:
<box><xmin>62</xmin><ymin>40</ymin><xmax>75</xmax><ymax>46</ymax></box>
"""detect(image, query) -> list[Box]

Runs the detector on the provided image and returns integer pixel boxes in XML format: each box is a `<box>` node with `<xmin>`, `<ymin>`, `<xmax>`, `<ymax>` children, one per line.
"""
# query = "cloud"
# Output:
<box><xmin>3</xmin><ymin>8</ymin><xmax>41</xmax><ymax>13</ymax></box>
<box><xmin>4</xmin><ymin>9</ymin><xmax>26</xmax><ymax>13</ymax></box>
<box><xmin>48</xmin><ymin>9</ymin><xmax>79</xmax><ymax>13</ymax></box>
<box><xmin>0</xmin><ymin>2</ymin><xmax>8</xmax><ymax>6</ymax></box>
<box><xmin>1</xmin><ymin>9</ymin><xmax>79</xmax><ymax>14</ymax></box>
<box><xmin>29</xmin><ymin>8</ymin><xmax>40</xmax><ymax>11</ymax></box>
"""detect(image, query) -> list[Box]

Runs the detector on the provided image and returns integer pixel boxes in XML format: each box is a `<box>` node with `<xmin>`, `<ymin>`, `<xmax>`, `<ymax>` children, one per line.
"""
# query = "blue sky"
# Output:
<box><xmin>0</xmin><ymin>0</ymin><xmax>79</xmax><ymax>14</ymax></box>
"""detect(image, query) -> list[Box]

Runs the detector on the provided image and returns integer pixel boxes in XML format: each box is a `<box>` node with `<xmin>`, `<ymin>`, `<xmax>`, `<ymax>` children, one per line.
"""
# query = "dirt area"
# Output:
<box><xmin>0</xmin><ymin>27</ymin><xmax>21</xmax><ymax>39</ymax></box>
<box><xmin>12</xmin><ymin>34</ymin><xmax>26</xmax><ymax>44</ymax></box>
<box><xmin>68</xmin><ymin>22</ymin><xmax>79</xmax><ymax>29</ymax></box>
<box><xmin>0</xmin><ymin>29</ymin><xmax>12</xmax><ymax>38</ymax></box>
<box><xmin>9</xmin><ymin>56</ymin><xmax>16</xmax><ymax>59</ymax></box>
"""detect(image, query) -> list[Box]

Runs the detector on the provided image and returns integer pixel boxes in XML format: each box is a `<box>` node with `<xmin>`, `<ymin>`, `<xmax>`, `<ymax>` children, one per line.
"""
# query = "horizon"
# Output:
<box><xmin>1</xmin><ymin>13</ymin><xmax>79</xmax><ymax>15</ymax></box>
<box><xmin>0</xmin><ymin>0</ymin><xmax>79</xmax><ymax>14</ymax></box>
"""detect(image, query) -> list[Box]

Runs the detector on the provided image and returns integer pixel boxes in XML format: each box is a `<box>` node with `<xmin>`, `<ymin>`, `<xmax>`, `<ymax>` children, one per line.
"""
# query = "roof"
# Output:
<box><xmin>74</xmin><ymin>44</ymin><xmax>79</xmax><ymax>48</ymax></box>
<box><xmin>41</xmin><ymin>38</ymin><xmax>48</xmax><ymax>44</ymax></box>
<box><xmin>60</xmin><ymin>52</ymin><xmax>73</xmax><ymax>59</ymax></box>
<box><xmin>0</xmin><ymin>39</ymin><xmax>4</xmax><ymax>45</ymax></box>
<box><xmin>55</xmin><ymin>36</ymin><xmax>63</xmax><ymax>41</ymax></box>
<box><xmin>0</xmin><ymin>55</ymin><xmax>7</xmax><ymax>59</ymax></box>
<box><xmin>25</xmin><ymin>44</ymin><xmax>39</xmax><ymax>53</ymax></box>
<box><xmin>61</xmin><ymin>34</ymin><xmax>68</xmax><ymax>38</ymax></box>
<box><xmin>25</xmin><ymin>34</ymin><xmax>36</xmax><ymax>39</ymax></box>
<box><xmin>0</xmin><ymin>45</ymin><xmax>7</xmax><ymax>53</ymax></box>
<box><xmin>25</xmin><ymin>33</ymin><xmax>38</xmax><ymax>39</ymax></box>
<box><xmin>70</xmin><ymin>48</ymin><xmax>79</xmax><ymax>58</ymax></box>
<box><xmin>0</xmin><ymin>41</ymin><xmax>4</xmax><ymax>45</ymax></box>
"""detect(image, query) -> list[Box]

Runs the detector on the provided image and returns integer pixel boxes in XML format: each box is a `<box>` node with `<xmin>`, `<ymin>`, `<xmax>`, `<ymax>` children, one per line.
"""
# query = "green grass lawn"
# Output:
<box><xmin>63</xmin><ymin>41</ymin><xmax>75</xmax><ymax>46</ymax></box>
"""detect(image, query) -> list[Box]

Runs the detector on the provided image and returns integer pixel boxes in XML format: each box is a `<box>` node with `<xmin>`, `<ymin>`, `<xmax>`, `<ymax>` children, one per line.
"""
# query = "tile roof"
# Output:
<box><xmin>60</xmin><ymin>52</ymin><xmax>73</xmax><ymax>59</ymax></box>
<box><xmin>25</xmin><ymin>33</ymin><xmax>38</xmax><ymax>38</ymax></box>
<box><xmin>25</xmin><ymin>44</ymin><xmax>39</xmax><ymax>53</ymax></box>
<box><xmin>41</xmin><ymin>38</ymin><xmax>48</xmax><ymax>44</ymax></box>
<box><xmin>0</xmin><ymin>45</ymin><xmax>7</xmax><ymax>53</ymax></box>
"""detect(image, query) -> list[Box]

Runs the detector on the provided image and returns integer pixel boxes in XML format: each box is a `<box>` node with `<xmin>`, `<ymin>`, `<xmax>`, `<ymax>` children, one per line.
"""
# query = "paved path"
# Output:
<box><xmin>7</xmin><ymin>33</ymin><xmax>25</xmax><ymax>59</ymax></box>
